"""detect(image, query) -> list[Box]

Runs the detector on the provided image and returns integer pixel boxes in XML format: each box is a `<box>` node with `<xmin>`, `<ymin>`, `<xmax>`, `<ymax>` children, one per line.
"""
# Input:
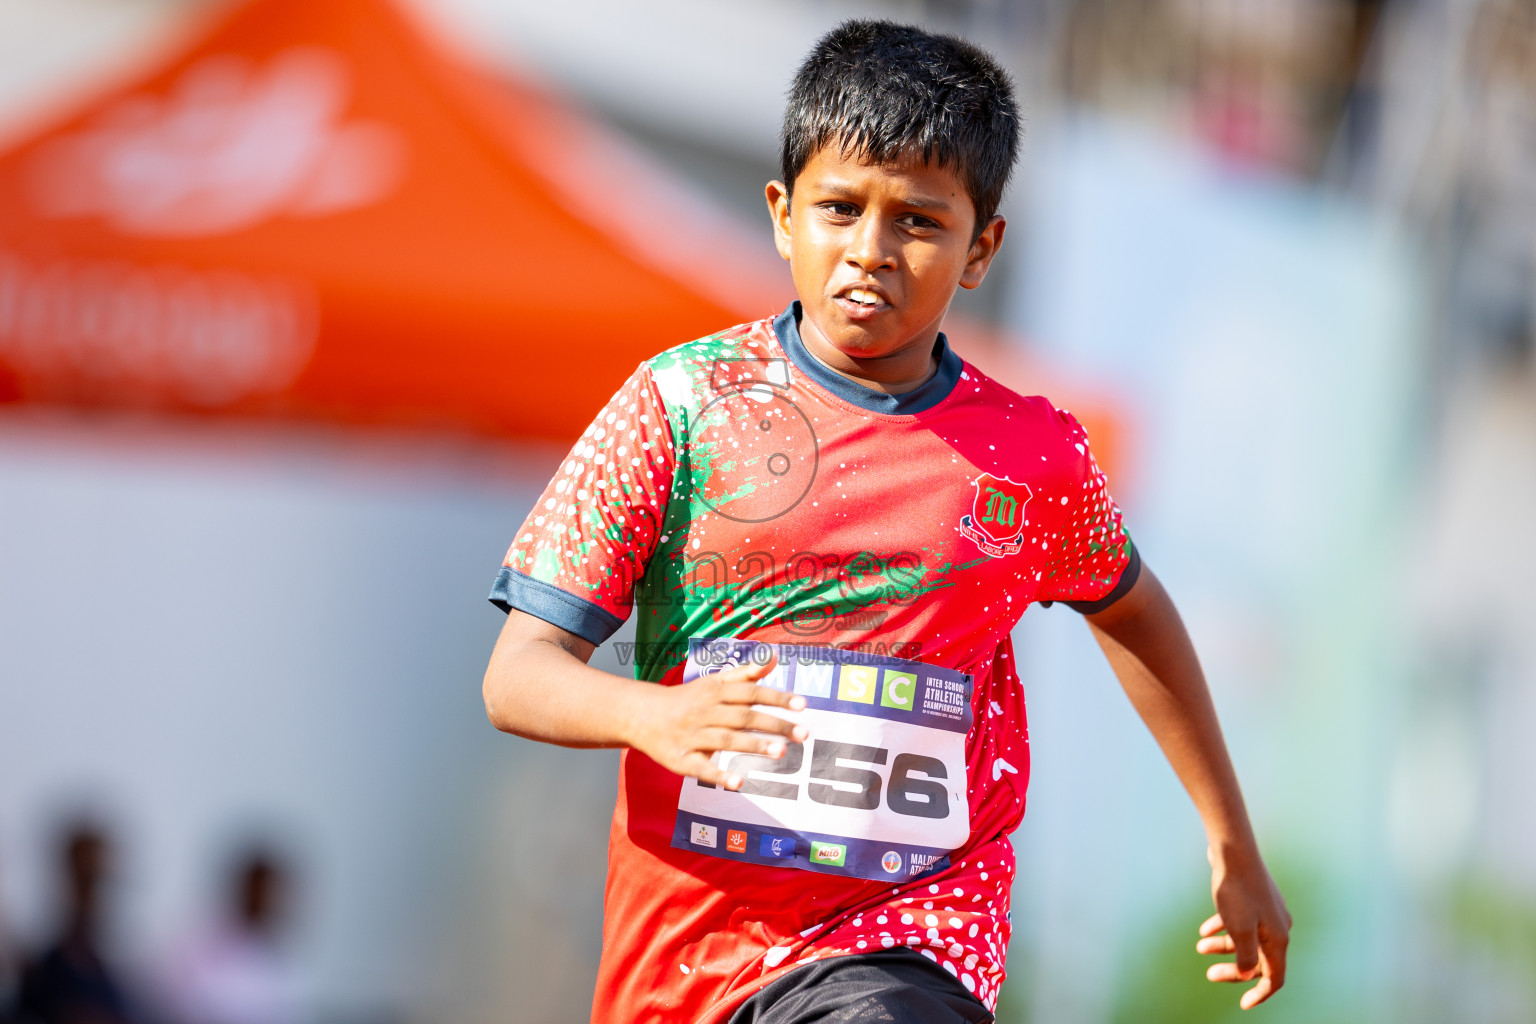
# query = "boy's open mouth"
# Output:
<box><xmin>834</xmin><ymin>285</ymin><xmax>890</xmax><ymax>317</ymax></box>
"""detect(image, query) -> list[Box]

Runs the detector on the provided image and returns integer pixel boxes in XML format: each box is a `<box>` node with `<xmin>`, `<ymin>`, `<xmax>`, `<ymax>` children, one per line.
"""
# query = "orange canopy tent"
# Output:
<box><xmin>0</xmin><ymin>0</ymin><xmax>1126</xmax><ymax>471</ymax></box>
<box><xmin>0</xmin><ymin>0</ymin><xmax>799</xmax><ymax>440</ymax></box>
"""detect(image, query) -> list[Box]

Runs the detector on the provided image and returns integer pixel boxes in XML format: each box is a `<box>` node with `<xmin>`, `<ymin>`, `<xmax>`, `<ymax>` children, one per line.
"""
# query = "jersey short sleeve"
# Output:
<box><xmin>1036</xmin><ymin>409</ymin><xmax>1140</xmax><ymax>613</ymax></box>
<box><xmin>489</xmin><ymin>363</ymin><xmax>677</xmax><ymax>644</ymax></box>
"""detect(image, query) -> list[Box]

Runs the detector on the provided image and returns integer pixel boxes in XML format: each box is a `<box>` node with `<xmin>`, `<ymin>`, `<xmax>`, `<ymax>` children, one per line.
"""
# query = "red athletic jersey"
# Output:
<box><xmin>491</xmin><ymin>304</ymin><xmax>1135</xmax><ymax>1021</ymax></box>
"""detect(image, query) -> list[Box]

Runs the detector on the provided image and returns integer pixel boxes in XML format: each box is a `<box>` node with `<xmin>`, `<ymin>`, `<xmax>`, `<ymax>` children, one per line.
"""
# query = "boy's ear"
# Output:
<box><xmin>959</xmin><ymin>214</ymin><xmax>1007</xmax><ymax>290</ymax></box>
<box><xmin>765</xmin><ymin>180</ymin><xmax>793</xmax><ymax>262</ymax></box>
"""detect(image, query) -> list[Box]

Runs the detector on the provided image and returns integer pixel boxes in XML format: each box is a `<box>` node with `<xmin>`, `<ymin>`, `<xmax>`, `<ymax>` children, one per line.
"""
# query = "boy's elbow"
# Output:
<box><xmin>482</xmin><ymin>662</ymin><xmax>521</xmax><ymax>734</ymax></box>
<box><xmin>481</xmin><ymin>674</ymin><xmax>503</xmax><ymax>731</ymax></box>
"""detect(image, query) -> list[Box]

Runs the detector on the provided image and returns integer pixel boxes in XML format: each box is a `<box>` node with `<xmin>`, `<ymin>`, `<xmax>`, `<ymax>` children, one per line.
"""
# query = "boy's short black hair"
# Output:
<box><xmin>781</xmin><ymin>20</ymin><xmax>1020</xmax><ymax>234</ymax></box>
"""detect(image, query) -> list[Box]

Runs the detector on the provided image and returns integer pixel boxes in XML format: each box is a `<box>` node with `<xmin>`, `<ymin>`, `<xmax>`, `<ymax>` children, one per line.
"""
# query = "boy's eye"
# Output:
<box><xmin>819</xmin><ymin>202</ymin><xmax>860</xmax><ymax>218</ymax></box>
<box><xmin>900</xmin><ymin>214</ymin><xmax>941</xmax><ymax>230</ymax></box>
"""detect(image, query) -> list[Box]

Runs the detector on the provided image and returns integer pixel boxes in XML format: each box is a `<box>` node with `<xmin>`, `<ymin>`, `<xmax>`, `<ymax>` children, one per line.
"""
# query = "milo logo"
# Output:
<box><xmin>809</xmin><ymin>841</ymin><xmax>846</xmax><ymax>866</ymax></box>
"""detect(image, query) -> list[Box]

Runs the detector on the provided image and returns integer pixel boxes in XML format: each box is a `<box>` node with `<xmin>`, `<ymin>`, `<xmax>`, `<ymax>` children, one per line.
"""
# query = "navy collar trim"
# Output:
<box><xmin>772</xmin><ymin>301</ymin><xmax>962</xmax><ymax>416</ymax></box>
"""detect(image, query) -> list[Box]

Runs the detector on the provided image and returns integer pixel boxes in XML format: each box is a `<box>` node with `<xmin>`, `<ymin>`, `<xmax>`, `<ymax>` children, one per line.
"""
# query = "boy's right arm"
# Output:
<box><xmin>482</xmin><ymin>608</ymin><xmax>808</xmax><ymax>789</ymax></box>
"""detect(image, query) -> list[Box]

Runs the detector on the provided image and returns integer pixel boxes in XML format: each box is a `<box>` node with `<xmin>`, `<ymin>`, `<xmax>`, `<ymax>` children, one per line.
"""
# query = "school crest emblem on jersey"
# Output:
<box><xmin>960</xmin><ymin>473</ymin><xmax>1031</xmax><ymax>557</ymax></box>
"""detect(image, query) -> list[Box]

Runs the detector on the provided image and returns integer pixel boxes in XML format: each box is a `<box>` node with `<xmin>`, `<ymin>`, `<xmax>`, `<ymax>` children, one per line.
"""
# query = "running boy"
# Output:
<box><xmin>482</xmin><ymin>20</ymin><xmax>1290</xmax><ymax>1023</ymax></box>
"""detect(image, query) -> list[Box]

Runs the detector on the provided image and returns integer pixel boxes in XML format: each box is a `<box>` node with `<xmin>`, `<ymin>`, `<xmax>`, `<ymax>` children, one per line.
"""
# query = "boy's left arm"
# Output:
<box><xmin>1083</xmin><ymin>563</ymin><xmax>1292</xmax><ymax>1009</ymax></box>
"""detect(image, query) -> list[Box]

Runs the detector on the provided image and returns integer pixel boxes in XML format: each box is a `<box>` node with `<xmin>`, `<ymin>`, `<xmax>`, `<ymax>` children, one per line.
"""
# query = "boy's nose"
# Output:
<box><xmin>844</xmin><ymin>218</ymin><xmax>896</xmax><ymax>272</ymax></box>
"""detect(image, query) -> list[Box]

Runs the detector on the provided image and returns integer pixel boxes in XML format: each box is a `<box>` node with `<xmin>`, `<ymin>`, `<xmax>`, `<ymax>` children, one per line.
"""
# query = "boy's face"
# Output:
<box><xmin>766</xmin><ymin>146</ymin><xmax>1005</xmax><ymax>368</ymax></box>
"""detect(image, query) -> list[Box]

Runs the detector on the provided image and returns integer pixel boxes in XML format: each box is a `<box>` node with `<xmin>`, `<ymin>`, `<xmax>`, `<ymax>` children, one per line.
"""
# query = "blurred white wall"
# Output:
<box><xmin>0</xmin><ymin>411</ymin><xmax>625</xmax><ymax>1023</ymax></box>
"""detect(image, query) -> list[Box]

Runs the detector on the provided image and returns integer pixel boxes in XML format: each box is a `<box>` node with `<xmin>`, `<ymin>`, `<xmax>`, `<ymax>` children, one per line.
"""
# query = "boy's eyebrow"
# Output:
<box><xmin>816</xmin><ymin>182</ymin><xmax>957</xmax><ymax>212</ymax></box>
<box><xmin>898</xmin><ymin>194</ymin><xmax>955</xmax><ymax>211</ymax></box>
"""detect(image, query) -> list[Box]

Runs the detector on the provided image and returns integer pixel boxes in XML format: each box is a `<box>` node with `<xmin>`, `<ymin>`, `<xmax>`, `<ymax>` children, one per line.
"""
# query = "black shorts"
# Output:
<box><xmin>728</xmin><ymin>948</ymin><xmax>995</xmax><ymax>1024</ymax></box>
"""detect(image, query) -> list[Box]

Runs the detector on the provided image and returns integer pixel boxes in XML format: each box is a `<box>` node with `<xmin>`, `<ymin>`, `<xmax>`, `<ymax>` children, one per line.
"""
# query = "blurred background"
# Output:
<box><xmin>0</xmin><ymin>0</ymin><xmax>1531</xmax><ymax>1021</ymax></box>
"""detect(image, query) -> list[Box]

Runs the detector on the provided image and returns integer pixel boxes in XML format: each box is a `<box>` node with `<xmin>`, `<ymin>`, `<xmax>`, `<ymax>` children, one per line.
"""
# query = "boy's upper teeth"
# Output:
<box><xmin>847</xmin><ymin>288</ymin><xmax>879</xmax><ymax>305</ymax></box>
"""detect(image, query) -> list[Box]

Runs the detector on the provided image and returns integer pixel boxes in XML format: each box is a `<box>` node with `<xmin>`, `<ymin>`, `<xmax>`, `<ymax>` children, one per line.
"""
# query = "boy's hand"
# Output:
<box><xmin>1087</xmin><ymin>570</ymin><xmax>1291</xmax><ymax>1010</ymax></box>
<box><xmin>1197</xmin><ymin>845</ymin><xmax>1292</xmax><ymax>1009</ymax></box>
<box><xmin>627</xmin><ymin>652</ymin><xmax>809</xmax><ymax>789</ymax></box>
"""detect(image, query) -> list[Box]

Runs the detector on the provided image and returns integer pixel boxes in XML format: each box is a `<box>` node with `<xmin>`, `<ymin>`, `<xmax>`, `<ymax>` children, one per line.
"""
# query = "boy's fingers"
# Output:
<box><xmin>1196</xmin><ymin>935</ymin><xmax>1235</xmax><ymax>955</ymax></box>
<box><xmin>680</xmin><ymin>752</ymin><xmax>740</xmax><ymax>790</ymax></box>
<box><xmin>717</xmin><ymin>731</ymin><xmax>795</xmax><ymax>757</ymax></box>
<box><xmin>691</xmin><ymin>724</ymin><xmax>800</xmax><ymax>758</ymax></box>
<box><xmin>718</xmin><ymin>684</ymin><xmax>807</xmax><ymax>716</ymax></box>
<box><xmin>716</xmin><ymin>652</ymin><xmax>780</xmax><ymax>683</ymax></box>
<box><xmin>1198</xmin><ymin>914</ymin><xmax>1226</xmax><ymax>938</ymax></box>
<box><xmin>693</xmin><ymin>728</ymin><xmax>741</xmax><ymax>758</ymax></box>
<box><xmin>1230</xmin><ymin>923</ymin><xmax>1260</xmax><ymax>978</ymax></box>
<box><xmin>1258</xmin><ymin>927</ymin><xmax>1288</xmax><ymax>988</ymax></box>
<box><xmin>1205</xmin><ymin>962</ymin><xmax>1250</xmax><ymax>983</ymax></box>
<box><xmin>719</xmin><ymin>681</ymin><xmax>806</xmax><ymax>711</ymax></box>
<box><xmin>722</xmin><ymin>708</ymin><xmax>803</xmax><ymax>740</ymax></box>
<box><xmin>1239</xmin><ymin>974</ymin><xmax>1277</xmax><ymax>1009</ymax></box>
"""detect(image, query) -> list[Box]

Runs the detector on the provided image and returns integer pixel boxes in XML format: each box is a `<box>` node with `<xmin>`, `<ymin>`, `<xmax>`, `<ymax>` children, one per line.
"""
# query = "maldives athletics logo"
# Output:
<box><xmin>959</xmin><ymin>473</ymin><xmax>1032</xmax><ymax>557</ymax></box>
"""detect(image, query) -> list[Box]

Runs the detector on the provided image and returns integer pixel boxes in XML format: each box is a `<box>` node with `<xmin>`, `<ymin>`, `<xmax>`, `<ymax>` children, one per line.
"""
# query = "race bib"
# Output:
<box><xmin>670</xmin><ymin>639</ymin><xmax>973</xmax><ymax>882</ymax></box>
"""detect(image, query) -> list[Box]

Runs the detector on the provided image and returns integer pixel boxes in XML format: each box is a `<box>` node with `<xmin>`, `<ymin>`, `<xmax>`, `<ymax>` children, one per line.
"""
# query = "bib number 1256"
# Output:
<box><xmin>706</xmin><ymin>740</ymin><xmax>952</xmax><ymax>820</ymax></box>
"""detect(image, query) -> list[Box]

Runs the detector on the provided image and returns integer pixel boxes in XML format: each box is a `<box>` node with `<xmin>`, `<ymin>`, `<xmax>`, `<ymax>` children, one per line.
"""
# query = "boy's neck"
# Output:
<box><xmin>794</xmin><ymin>305</ymin><xmax>941</xmax><ymax>396</ymax></box>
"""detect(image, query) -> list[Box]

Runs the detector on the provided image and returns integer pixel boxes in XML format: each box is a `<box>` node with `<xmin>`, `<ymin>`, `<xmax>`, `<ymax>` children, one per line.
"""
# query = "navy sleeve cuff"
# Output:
<box><xmin>488</xmin><ymin>566</ymin><xmax>626</xmax><ymax>646</ymax></box>
<box><xmin>1037</xmin><ymin>541</ymin><xmax>1143</xmax><ymax>615</ymax></box>
<box><xmin>1063</xmin><ymin>542</ymin><xmax>1142</xmax><ymax>614</ymax></box>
